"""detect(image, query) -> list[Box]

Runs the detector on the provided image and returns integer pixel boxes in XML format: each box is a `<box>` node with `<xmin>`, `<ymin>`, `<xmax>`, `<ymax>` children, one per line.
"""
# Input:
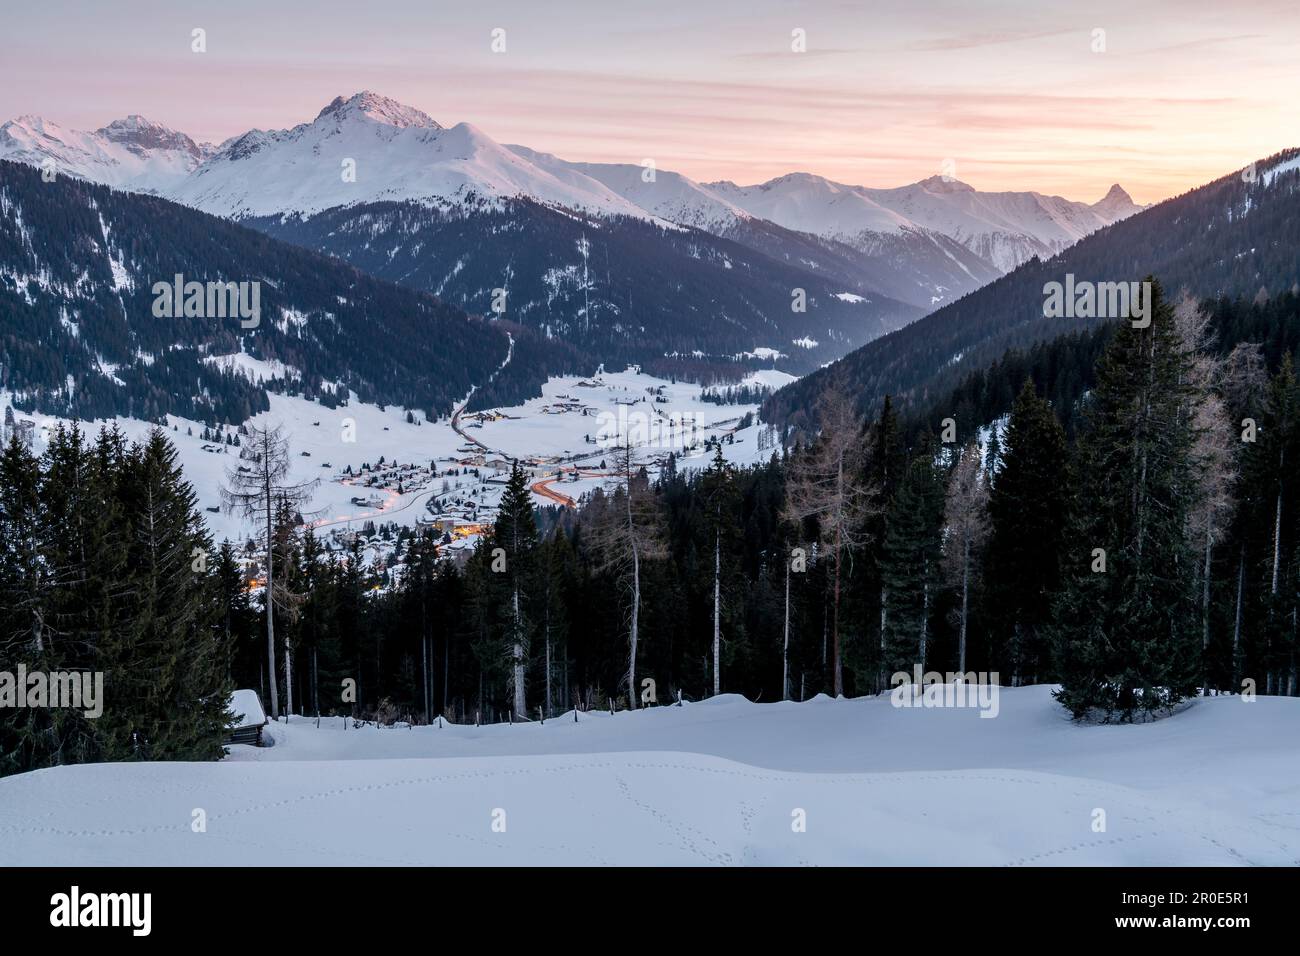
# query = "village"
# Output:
<box><xmin>4</xmin><ymin>363</ymin><xmax>769</xmax><ymax>603</ymax></box>
<box><xmin>219</xmin><ymin>369</ymin><xmax>763</xmax><ymax>594</ymax></box>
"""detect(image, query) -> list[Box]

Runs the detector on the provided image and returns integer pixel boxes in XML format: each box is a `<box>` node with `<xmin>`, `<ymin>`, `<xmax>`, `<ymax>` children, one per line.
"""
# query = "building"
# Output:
<box><xmin>224</xmin><ymin>689</ymin><xmax>268</xmax><ymax>747</ymax></box>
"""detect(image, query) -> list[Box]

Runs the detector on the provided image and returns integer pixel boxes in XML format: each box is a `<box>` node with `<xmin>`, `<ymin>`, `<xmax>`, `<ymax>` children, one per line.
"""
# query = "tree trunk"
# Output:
<box><xmin>920</xmin><ymin>557</ymin><xmax>929</xmax><ymax>672</ymax></box>
<box><xmin>626</xmin><ymin>464</ymin><xmax>641</xmax><ymax>711</ymax></box>
<box><xmin>959</xmin><ymin>537</ymin><xmax>970</xmax><ymax>672</ymax></box>
<box><xmin>512</xmin><ymin>587</ymin><xmax>525</xmax><ymax>719</ymax></box>
<box><xmin>879</xmin><ymin>586</ymin><xmax>887</xmax><ymax>693</ymax></box>
<box><xmin>265</xmin><ymin>484</ymin><xmax>279</xmax><ymax>718</ymax></box>
<box><xmin>832</xmin><ymin>527</ymin><xmax>843</xmax><ymax>696</ymax></box>
<box><xmin>1232</xmin><ymin>547</ymin><xmax>1245</xmax><ymax>686</ymax></box>
<box><xmin>713</xmin><ymin>528</ymin><xmax>721</xmax><ymax>696</ymax></box>
<box><xmin>782</xmin><ymin>557</ymin><xmax>791</xmax><ymax>700</ymax></box>
<box><xmin>1271</xmin><ymin>488</ymin><xmax>1283</xmax><ymax>595</ymax></box>
<box><xmin>421</xmin><ymin>633</ymin><xmax>429</xmax><ymax>723</ymax></box>
<box><xmin>285</xmin><ymin>635</ymin><xmax>294</xmax><ymax>716</ymax></box>
<box><xmin>628</xmin><ymin>548</ymin><xmax>640</xmax><ymax>709</ymax></box>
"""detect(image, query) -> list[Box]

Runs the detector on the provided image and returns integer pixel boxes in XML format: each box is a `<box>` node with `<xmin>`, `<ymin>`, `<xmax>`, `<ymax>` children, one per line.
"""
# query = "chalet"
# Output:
<box><xmin>224</xmin><ymin>689</ymin><xmax>268</xmax><ymax>747</ymax></box>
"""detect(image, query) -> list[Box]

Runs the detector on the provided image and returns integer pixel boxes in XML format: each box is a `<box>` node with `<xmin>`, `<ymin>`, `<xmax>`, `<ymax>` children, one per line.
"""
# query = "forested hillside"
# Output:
<box><xmin>764</xmin><ymin>148</ymin><xmax>1300</xmax><ymax>436</ymax></box>
<box><xmin>0</xmin><ymin>160</ymin><xmax>511</xmax><ymax>424</ymax></box>
<box><xmin>248</xmin><ymin>196</ymin><xmax>921</xmax><ymax>379</ymax></box>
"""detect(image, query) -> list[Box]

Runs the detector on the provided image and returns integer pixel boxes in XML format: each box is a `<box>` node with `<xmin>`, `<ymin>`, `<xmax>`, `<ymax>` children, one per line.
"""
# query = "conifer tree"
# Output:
<box><xmin>864</xmin><ymin>396</ymin><xmax>906</xmax><ymax>690</ymax></box>
<box><xmin>1051</xmin><ymin>280</ymin><xmax>1201</xmax><ymax>720</ymax></box>
<box><xmin>699</xmin><ymin>446</ymin><xmax>740</xmax><ymax>695</ymax></box>
<box><xmin>494</xmin><ymin>464</ymin><xmax>538</xmax><ymax>718</ymax></box>
<box><xmin>982</xmin><ymin>381</ymin><xmax>1068</xmax><ymax>682</ymax></box>
<box><xmin>880</xmin><ymin>436</ymin><xmax>946</xmax><ymax>674</ymax></box>
<box><xmin>1239</xmin><ymin>356</ymin><xmax>1300</xmax><ymax>694</ymax></box>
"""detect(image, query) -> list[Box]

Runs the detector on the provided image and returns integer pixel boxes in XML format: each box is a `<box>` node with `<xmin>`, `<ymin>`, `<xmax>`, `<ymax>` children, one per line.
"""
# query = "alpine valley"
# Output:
<box><xmin>1</xmin><ymin>91</ymin><xmax>1149</xmax><ymax>424</ymax></box>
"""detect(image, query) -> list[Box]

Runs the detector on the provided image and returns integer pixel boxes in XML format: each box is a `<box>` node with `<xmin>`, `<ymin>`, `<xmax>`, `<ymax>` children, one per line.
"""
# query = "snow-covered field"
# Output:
<box><xmin>2</xmin><ymin>363</ymin><xmax>778</xmax><ymax>544</ymax></box>
<box><xmin>3</xmin><ymin>687</ymin><xmax>1296</xmax><ymax>866</ymax></box>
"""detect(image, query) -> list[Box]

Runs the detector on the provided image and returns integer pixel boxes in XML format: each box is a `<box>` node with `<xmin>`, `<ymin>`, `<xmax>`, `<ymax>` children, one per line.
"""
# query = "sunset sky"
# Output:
<box><xmin>4</xmin><ymin>0</ymin><xmax>1298</xmax><ymax>204</ymax></box>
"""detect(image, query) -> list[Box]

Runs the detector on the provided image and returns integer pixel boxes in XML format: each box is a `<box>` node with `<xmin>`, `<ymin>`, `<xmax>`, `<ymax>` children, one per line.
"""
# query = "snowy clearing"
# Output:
<box><xmin>2</xmin><ymin>687</ymin><xmax>1295</xmax><ymax>866</ymax></box>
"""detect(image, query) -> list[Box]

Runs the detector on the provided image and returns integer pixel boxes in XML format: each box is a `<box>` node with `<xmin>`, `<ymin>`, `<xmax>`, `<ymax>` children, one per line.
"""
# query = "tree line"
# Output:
<box><xmin>4</xmin><ymin>279</ymin><xmax>1298</xmax><ymax>776</ymax></box>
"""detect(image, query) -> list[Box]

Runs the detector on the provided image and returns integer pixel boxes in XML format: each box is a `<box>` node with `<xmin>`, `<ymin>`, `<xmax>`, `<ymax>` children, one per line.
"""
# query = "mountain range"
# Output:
<box><xmin>0</xmin><ymin>92</ymin><xmax>1143</xmax><ymax>310</ymax></box>
<box><xmin>14</xmin><ymin>91</ymin><xmax>1244</xmax><ymax>433</ymax></box>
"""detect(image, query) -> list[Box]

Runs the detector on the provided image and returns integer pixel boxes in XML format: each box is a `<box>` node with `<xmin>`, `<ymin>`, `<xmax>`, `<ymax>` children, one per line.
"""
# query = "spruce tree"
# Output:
<box><xmin>880</xmin><ymin>436</ymin><xmax>946</xmax><ymax>674</ymax></box>
<box><xmin>493</xmin><ymin>464</ymin><xmax>538</xmax><ymax>718</ymax></box>
<box><xmin>698</xmin><ymin>446</ymin><xmax>740</xmax><ymax>695</ymax></box>
<box><xmin>105</xmin><ymin>430</ymin><xmax>229</xmax><ymax>760</ymax></box>
<box><xmin>982</xmin><ymin>381</ymin><xmax>1068</xmax><ymax>683</ymax></box>
<box><xmin>864</xmin><ymin>396</ymin><xmax>906</xmax><ymax>690</ymax></box>
<box><xmin>0</xmin><ymin>433</ymin><xmax>49</xmax><ymax>773</ymax></box>
<box><xmin>1051</xmin><ymin>280</ymin><xmax>1201</xmax><ymax>720</ymax></box>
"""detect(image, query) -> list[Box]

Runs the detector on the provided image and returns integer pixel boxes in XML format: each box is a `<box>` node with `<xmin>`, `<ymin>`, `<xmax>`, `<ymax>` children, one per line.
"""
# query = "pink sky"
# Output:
<box><xmin>4</xmin><ymin>0</ymin><xmax>1298</xmax><ymax>204</ymax></box>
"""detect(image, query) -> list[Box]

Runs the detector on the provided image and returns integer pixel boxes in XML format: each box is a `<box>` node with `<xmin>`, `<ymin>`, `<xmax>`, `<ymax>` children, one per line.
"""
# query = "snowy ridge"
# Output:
<box><xmin>0</xmin><ymin>114</ymin><xmax>211</xmax><ymax>193</ymax></box>
<box><xmin>168</xmin><ymin>92</ymin><xmax>657</xmax><ymax>220</ymax></box>
<box><xmin>3</xmin><ymin>92</ymin><xmax>1147</xmax><ymax>276</ymax></box>
<box><xmin>709</xmin><ymin>172</ymin><xmax>1146</xmax><ymax>273</ymax></box>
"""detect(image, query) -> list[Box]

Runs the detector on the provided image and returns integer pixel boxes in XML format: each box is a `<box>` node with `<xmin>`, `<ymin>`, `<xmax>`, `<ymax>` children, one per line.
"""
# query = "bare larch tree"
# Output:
<box><xmin>782</xmin><ymin>388</ymin><xmax>874</xmax><ymax>697</ymax></box>
<box><xmin>221</xmin><ymin>422</ymin><xmax>318</xmax><ymax>718</ymax></box>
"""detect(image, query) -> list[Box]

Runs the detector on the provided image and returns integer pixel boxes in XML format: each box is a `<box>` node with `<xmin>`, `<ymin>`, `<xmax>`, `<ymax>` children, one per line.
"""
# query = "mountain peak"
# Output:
<box><xmin>96</xmin><ymin>114</ymin><xmax>204</xmax><ymax>159</ymax></box>
<box><xmin>917</xmin><ymin>173</ymin><xmax>975</xmax><ymax>193</ymax></box>
<box><xmin>1099</xmin><ymin>183</ymin><xmax>1132</xmax><ymax>204</ymax></box>
<box><xmin>315</xmin><ymin>92</ymin><xmax>441</xmax><ymax>130</ymax></box>
<box><xmin>1092</xmin><ymin>183</ymin><xmax>1143</xmax><ymax>219</ymax></box>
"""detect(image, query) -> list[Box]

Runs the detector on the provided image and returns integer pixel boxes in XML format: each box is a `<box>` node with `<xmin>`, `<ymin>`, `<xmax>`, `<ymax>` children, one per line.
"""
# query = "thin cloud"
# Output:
<box><xmin>906</xmin><ymin>28</ymin><xmax>1074</xmax><ymax>51</ymax></box>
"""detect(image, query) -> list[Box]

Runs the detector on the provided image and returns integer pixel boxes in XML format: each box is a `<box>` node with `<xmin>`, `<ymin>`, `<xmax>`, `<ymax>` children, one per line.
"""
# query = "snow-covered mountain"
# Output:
<box><xmin>708</xmin><ymin>172</ymin><xmax>1146</xmax><ymax>273</ymax></box>
<box><xmin>0</xmin><ymin>91</ymin><xmax>1149</xmax><ymax>307</ymax></box>
<box><xmin>504</xmin><ymin>144</ymin><xmax>749</xmax><ymax>230</ymax></box>
<box><xmin>0</xmin><ymin>114</ymin><xmax>212</xmax><ymax>194</ymax></box>
<box><xmin>168</xmin><ymin>92</ymin><xmax>655</xmax><ymax>221</ymax></box>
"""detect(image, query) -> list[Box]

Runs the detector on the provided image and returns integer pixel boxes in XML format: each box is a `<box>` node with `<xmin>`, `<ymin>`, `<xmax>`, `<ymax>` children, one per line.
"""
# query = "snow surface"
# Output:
<box><xmin>228</xmin><ymin>690</ymin><xmax>266</xmax><ymax>730</ymax></box>
<box><xmin>1</xmin><ymin>687</ymin><xmax>1295</xmax><ymax>866</ymax></box>
<box><xmin>1263</xmin><ymin>154</ymin><xmax>1300</xmax><ymax>187</ymax></box>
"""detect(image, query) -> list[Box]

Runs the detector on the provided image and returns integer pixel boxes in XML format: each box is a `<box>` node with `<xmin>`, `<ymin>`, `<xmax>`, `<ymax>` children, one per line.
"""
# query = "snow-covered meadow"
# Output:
<box><xmin>2</xmin><ymin>686</ymin><xmax>1295</xmax><ymax>866</ymax></box>
<box><xmin>2</xmin><ymin>362</ymin><xmax>782</xmax><ymax>545</ymax></box>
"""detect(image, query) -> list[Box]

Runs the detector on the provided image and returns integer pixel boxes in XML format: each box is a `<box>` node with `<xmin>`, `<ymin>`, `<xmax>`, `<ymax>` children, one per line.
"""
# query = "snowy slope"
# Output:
<box><xmin>167</xmin><ymin>92</ymin><xmax>655</xmax><ymax>220</ymax></box>
<box><xmin>507</xmin><ymin>144</ymin><xmax>750</xmax><ymax>230</ymax></box>
<box><xmin>708</xmin><ymin>172</ymin><xmax>913</xmax><ymax>237</ymax></box>
<box><xmin>1</xmin><ymin>687</ymin><xmax>1295</xmax><ymax>865</ymax></box>
<box><xmin>710</xmin><ymin>173</ymin><xmax>1145</xmax><ymax>273</ymax></box>
<box><xmin>0</xmin><ymin>114</ymin><xmax>211</xmax><ymax>193</ymax></box>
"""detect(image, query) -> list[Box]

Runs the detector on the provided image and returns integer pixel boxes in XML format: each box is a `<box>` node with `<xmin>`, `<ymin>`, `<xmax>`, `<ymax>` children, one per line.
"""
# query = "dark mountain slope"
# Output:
<box><xmin>764</xmin><ymin>149</ymin><xmax>1300</xmax><ymax>433</ymax></box>
<box><xmin>0</xmin><ymin>159</ymin><xmax>510</xmax><ymax>423</ymax></box>
<box><xmin>246</xmin><ymin>195</ymin><xmax>923</xmax><ymax>378</ymax></box>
